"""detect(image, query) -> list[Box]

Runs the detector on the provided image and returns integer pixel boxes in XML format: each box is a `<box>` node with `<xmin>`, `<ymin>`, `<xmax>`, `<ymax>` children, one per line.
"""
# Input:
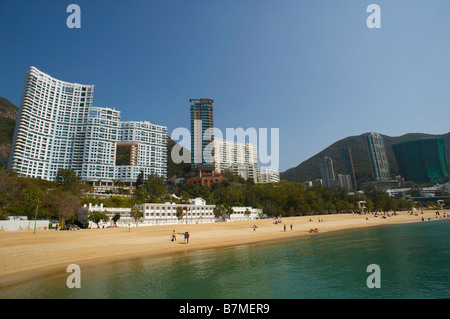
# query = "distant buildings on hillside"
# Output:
<box><xmin>366</xmin><ymin>132</ymin><xmax>391</xmax><ymax>181</ymax></box>
<box><xmin>318</xmin><ymin>156</ymin><xmax>354</xmax><ymax>191</ymax></box>
<box><xmin>319</xmin><ymin>156</ymin><xmax>336</xmax><ymax>187</ymax></box>
<box><xmin>188</xmin><ymin>96</ymin><xmax>279</xmax><ymax>184</ymax></box>
<box><xmin>392</xmin><ymin>138</ymin><xmax>449</xmax><ymax>184</ymax></box>
<box><xmin>314</xmin><ymin>133</ymin><xmax>449</xmax><ymax>191</ymax></box>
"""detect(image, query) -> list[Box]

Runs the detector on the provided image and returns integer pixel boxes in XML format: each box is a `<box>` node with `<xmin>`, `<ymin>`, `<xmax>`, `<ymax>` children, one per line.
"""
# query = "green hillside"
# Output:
<box><xmin>166</xmin><ymin>137</ymin><xmax>191</xmax><ymax>179</ymax></box>
<box><xmin>281</xmin><ymin>132</ymin><xmax>450</xmax><ymax>187</ymax></box>
<box><xmin>0</xmin><ymin>97</ymin><xmax>19</xmax><ymax>165</ymax></box>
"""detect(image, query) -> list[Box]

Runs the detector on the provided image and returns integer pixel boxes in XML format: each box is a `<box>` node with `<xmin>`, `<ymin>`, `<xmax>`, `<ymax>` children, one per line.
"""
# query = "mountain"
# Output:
<box><xmin>281</xmin><ymin>132</ymin><xmax>450</xmax><ymax>186</ymax></box>
<box><xmin>0</xmin><ymin>97</ymin><xmax>19</xmax><ymax>165</ymax></box>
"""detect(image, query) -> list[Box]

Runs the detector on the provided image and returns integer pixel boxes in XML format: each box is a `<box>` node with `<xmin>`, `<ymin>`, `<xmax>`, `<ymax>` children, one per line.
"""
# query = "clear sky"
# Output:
<box><xmin>1</xmin><ymin>0</ymin><xmax>449</xmax><ymax>172</ymax></box>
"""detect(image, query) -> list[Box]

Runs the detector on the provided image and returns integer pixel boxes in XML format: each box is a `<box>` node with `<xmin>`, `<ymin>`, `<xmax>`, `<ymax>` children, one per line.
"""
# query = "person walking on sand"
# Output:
<box><xmin>284</xmin><ymin>224</ymin><xmax>286</xmax><ymax>232</ymax></box>
<box><xmin>290</xmin><ymin>224</ymin><xmax>293</xmax><ymax>231</ymax></box>
<box><xmin>171</xmin><ymin>230</ymin><xmax>177</xmax><ymax>241</ymax></box>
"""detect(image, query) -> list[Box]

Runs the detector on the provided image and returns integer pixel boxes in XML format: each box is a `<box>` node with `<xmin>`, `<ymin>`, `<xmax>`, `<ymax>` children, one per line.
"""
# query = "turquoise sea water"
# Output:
<box><xmin>1</xmin><ymin>219</ymin><xmax>449</xmax><ymax>299</ymax></box>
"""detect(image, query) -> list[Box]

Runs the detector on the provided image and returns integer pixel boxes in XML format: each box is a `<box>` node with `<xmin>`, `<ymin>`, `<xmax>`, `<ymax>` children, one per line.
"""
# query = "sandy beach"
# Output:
<box><xmin>0</xmin><ymin>209</ymin><xmax>446</xmax><ymax>287</ymax></box>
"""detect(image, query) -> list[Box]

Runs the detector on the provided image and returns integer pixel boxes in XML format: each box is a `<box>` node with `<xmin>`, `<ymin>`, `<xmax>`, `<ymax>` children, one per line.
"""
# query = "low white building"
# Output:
<box><xmin>136</xmin><ymin>197</ymin><xmax>216</xmax><ymax>226</ymax></box>
<box><xmin>81</xmin><ymin>197</ymin><xmax>264</xmax><ymax>228</ymax></box>
<box><xmin>0</xmin><ymin>216</ymin><xmax>50</xmax><ymax>232</ymax></box>
<box><xmin>80</xmin><ymin>204</ymin><xmax>132</xmax><ymax>228</ymax></box>
<box><xmin>81</xmin><ymin>198</ymin><xmax>216</xmax><ymax>227</ymax></box>
<box><xmin>229</xmin><ymin>207</ymin><xmax>263</xmax><ymax>220</ymax></box>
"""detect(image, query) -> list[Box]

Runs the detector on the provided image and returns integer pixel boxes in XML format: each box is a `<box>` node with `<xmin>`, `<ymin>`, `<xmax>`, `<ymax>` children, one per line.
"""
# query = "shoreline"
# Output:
<box><xmin>0</xmin><ymin>209</ymin><xmax>447</xmax><ymax>288</ymax></box>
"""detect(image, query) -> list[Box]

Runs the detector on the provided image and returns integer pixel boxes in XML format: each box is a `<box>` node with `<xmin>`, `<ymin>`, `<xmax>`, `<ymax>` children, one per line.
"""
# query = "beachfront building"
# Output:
<box><xmin>82</xmin><ymin>198</ymin><xmax>264</xmax><ymax>228</ymax></box>
<box><xmin>8</xmin><ymin>66</ymin><xmax>167</xmax><ymax>184</ymax></box>
<box><xmin>0</xmin><ymin>216</ymin><xmax>50</xmax><ymax>232</ymax></box>
<box><xmin>229</xmin><ymin>207</ymin><xmax>263</xmax><ymax>220</ymax></box>
<box><xmin>80</xmin><ymin>204</ymin><xmax>132</xmax><ymax>228</ymax></box>
<box><xmin>82</xmin><ymin>198</ymin><xmax>216</xmax><ymax>228</ymax></box>
<box><xmin>137</xmin><ymin>198</ymin><xmax>216</xmax><ymax>225</ymax></box>
<box><xmin>366</xmin><ymin>132</ymin><xmax>391</xmax><ymax>181</ymax></box>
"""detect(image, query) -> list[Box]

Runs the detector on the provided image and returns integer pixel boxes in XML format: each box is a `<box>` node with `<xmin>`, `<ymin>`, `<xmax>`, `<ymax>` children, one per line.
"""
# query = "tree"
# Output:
<box><xmin>112</xmin><ymin>213</ymin><xmax>121</xmax><ymax>226</ymax></box>
<box><xmin>176</xmin><ymin>206</ymin><xmax>184</xmax><ymax>224</ymax></box>
<box><xmin>87</xmin><ymin>210</ymin><xmax>109</xmax><ymax>229</ymax></box>
<box><xmin>54</xmin><ymin>192</ymin><xmax>80</xmax><ymax>229</ymax></box>
<box><xmin>55</xmin><ymin>169</ymin><xmax>79</xmax><ymax>188</ymax></box>
<box><xmin>444</xmin><ymin>197</ymin><xmax>450</xmax><ymax>208</ymax></box>
<box><xmin>135</xmin><ymin>170</ymin><xmax>145</xmax><ymax>187</ymax></box>
<box><xmin>244</xmin><ymin>208</ymin><xmax>251</xmax><ymax>219</ymax></box>
<box><xmin>130</xmin><ymin>206</ymin><xmax>143</xmax><ymax>226</ymax></box>
<box><xmin>0</xmin><ymin>171</ymin><xmax>19</xmax><ymax>212</ymax></box>
<box><xmin>134</xmin><ymin>173</ymin><xmax>167</xmax><ymax>203</ymax></box>
<box><xmin>213</xmin><ymin>186</ymin><xmax>244</xmax><ymax>206</ymax></box>
<box><xmin>409</xmin><ymin>186</ymin><xmax>422</xmax><ymax>198</ymax></box>
<box><xmin>365</xmin><ymin>198</ymin><xmax>375</xmax><ymax>212</ymax></box>
<box><xmin>213</xmin><ymin>204</ymin><xmax>227</xmax><ymax>222</ymax></box>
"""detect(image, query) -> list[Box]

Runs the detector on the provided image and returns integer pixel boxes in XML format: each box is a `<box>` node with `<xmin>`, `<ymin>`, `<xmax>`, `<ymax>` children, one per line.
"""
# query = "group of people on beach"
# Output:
<box><xmin>171</xmin><ymin>230</ymin><xmax>189</xmax><ymax>244</ymax></box>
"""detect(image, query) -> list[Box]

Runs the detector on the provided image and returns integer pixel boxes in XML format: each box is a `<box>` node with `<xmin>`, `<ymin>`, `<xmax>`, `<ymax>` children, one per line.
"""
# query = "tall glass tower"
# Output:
<box><xmin>366</xmin><ymin>132</ymin><xmax>391</xmax><ymax>181</ymax></box>
<box><xmin>190</xmin><ymin>98</ymin><xmax>214</xmax><ymax>175</ymax></box>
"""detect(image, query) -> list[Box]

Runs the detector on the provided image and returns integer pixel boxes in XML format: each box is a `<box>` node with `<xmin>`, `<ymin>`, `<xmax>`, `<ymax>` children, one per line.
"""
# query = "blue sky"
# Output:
<box><xmin>1</xmin><ymin>0</ymin><xmax>449</xmax><ymax>172</ymax></box>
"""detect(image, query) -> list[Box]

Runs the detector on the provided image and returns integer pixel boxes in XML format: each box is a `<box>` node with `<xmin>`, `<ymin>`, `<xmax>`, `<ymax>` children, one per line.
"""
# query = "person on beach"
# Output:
<box><xmin>178</xmin><ymin>231</ymin><xmax>189</xmax><ymax>243</ymax></box>
<box><xmin>171</xmin><ymin>230</ymin><xmax>176</xmax><ymax>241</ymax></box>
<box><xmin>284</xmin><ymin>224</ymin><xmax>286</xmax><ymax>232</ymax></box>
<box><xmin>290</xmin><ymin>224</ymin><xmax>293</xmax><ymax>231</ymax></box>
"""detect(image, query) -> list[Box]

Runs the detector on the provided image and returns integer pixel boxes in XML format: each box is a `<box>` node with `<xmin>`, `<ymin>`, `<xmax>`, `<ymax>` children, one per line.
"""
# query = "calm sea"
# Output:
<box><xmin>1</xmin><ymin>219</ymin><xmax>449</xmax><ymax>299</ymax></box>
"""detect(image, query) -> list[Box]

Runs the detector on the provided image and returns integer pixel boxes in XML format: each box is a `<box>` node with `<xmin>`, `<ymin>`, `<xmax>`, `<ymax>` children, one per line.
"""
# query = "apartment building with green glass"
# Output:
<box><xmin>392</xmin><ymin>138</ymin><xmax>449</xmax><ymax>184</ymax></box>
<box><xmin>366</xmin><ymin>132</ymin><xmax>391</xmax><ymax>181</ymax></box>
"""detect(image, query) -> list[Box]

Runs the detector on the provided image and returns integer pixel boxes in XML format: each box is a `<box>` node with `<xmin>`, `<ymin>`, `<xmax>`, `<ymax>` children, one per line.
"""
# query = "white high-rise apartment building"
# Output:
<box><xmin>213</xmin><ymin>138</ymin><xmax>259</xmax><ymax>180</ymax></box>
<box><xmin>8</xmin><ymin>66</ymin><xmax>167</xmax><ymax>184</ymax></box>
